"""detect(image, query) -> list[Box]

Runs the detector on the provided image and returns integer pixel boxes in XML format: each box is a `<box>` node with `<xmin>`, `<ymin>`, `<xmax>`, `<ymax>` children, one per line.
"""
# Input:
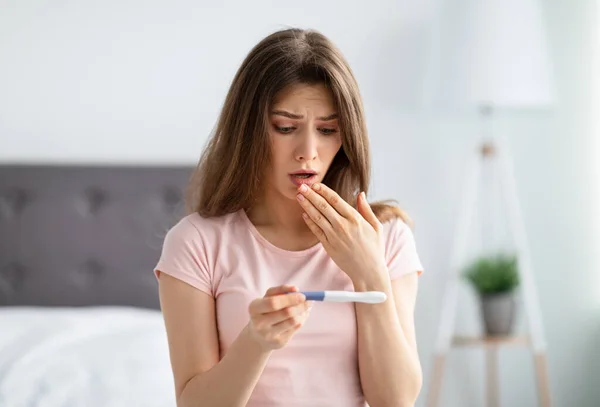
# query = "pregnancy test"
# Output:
<box><xmin>299</xmin><ymin>291</ymin><xmax>387</xmax><ymax>304</ymax></box>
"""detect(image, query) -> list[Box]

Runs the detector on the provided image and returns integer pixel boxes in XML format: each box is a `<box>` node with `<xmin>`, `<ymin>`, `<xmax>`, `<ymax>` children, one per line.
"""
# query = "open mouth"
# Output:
<box><xmin>289</xmin><ymin>172</ymin><xmax>318</xmax><ymax>186</ymax></box>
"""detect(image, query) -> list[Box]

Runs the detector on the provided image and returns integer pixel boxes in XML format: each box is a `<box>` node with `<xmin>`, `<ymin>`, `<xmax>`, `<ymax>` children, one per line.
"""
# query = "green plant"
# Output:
<box><xmin>463</xmin><ymin>253</ymin><xmax>520</xmax><ymax>295</ymax></box>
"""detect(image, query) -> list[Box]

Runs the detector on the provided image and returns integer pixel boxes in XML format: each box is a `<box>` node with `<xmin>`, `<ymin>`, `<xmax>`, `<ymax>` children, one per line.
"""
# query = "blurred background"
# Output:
<box><xmin>0</xmin><ymin>0</ymin><xmax>598</xmax><ymax>406</ymax></box>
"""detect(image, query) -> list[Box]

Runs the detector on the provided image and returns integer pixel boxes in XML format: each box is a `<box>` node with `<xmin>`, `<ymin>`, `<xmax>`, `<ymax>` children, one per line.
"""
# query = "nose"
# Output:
<box><xmin>294</xmin><ymin>130</ymin><xmax>318</xmax><ymax>162</ymax></box>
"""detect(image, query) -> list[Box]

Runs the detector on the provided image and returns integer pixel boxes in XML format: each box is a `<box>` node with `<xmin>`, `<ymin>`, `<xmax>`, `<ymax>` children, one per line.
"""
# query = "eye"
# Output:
<box><xmin>275</xmin><ymin>126</ymin><xmax>295</xmax><ymax>134</ymax></box>
<box><xmin>319</xmin><ymin>128</ymin><xmax>338</xmax><ymax>136</ymax></box>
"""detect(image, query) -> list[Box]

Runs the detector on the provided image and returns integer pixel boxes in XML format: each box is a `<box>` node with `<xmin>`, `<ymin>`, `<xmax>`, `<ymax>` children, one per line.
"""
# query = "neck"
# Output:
<box><xmin>246</xmin><ymin>188</ymin><xmax>309</xmax><ymax>234</ymax></box>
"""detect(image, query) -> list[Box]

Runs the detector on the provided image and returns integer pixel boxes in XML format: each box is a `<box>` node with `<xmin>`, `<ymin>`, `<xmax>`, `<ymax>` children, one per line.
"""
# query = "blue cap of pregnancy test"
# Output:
<box><xmin>299</xmin><ymin>291</ymin><xmax>325</xmax><ymax>301</ymax></box>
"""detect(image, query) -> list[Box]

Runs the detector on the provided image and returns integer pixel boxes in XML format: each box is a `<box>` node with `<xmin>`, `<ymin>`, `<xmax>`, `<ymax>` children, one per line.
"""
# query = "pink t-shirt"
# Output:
<box><xmin>154</xmin><ymin>209</ymin><xmax>423</xmax><ymax>407</ymax></box>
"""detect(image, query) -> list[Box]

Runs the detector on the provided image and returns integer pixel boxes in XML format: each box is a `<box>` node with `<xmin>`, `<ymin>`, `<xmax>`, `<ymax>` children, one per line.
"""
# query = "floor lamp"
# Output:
<box><xmin>422</xmin><ymin>0</ymin><xmax>555</xmax><ymax>405</ymax></box>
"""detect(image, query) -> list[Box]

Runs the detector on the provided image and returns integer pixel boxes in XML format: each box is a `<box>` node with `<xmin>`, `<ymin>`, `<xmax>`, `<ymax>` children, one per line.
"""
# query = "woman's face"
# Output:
<box><xmin>266</xmin><ymin>83</ymin><xmax>343</xmax><ymax>201</ymax></box>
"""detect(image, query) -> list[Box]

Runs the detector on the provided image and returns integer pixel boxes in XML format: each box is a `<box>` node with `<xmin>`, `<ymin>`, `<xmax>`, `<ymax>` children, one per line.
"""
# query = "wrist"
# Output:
<box><xmin>351</xmin><ymin>267</ymin><xmax>391</xmax><ymax>292</ymax></box>
<box><xmin>243</xmin><ymin>323</ymin><xmax>274</xmax><ymax>357</ymax></box>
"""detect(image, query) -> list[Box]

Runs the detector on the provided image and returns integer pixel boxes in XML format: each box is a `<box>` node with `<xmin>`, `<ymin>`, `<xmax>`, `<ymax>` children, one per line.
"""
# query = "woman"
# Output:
<box><xmin>155</xmin><ymin>27</ymin><xmax>424</xmax><ymax>407</ymax></box>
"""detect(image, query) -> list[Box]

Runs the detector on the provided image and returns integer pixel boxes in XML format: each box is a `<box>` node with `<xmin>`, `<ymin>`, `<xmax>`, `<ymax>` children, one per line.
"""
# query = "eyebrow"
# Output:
<box><xmin>271</xmin><ymin>110</ymin><xmax>338</xmax><ymax>121</ymax></box>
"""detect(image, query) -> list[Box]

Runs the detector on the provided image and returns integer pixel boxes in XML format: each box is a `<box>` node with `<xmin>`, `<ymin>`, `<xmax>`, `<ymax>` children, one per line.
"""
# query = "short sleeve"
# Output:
<box><xmin>383</xmin><ymin>217</ymin><xmax>424</xmax><ymax>280</ymax></box>
<box><xmin>154</xmin><ymin>217</ymin><xmax>213</xmax><ymax>296</ymax></box>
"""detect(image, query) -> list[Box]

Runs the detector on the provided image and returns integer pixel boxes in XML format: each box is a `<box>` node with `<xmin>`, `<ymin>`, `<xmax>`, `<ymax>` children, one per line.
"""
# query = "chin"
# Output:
<box><xmin>276</xmin><ymin>176</ymin><xmax>321</xmax><ymax>201</ymax></box>
<box><xmin>277</xmin><ymin>181</ymin><xmax>303</xmax><ymax>201</ymax></box>
<box><xmin>282</xmin><ymin>189</ymin><xmax>300</xmax><ymax>201</ymax></box>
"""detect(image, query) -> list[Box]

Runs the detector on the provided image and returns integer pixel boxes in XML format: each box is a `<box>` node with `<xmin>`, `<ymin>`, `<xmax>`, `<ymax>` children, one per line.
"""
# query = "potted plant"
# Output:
<box><xmin>463</xmin><ymin>253</ymin><xmax>520</xmax><ymax>336</ymax></box>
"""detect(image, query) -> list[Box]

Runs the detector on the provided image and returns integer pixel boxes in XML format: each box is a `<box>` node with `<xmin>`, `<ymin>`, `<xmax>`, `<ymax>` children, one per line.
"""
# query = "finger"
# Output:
<box><xmin>271</xmin><ymin>317</ymin><xmax>303</xmax><ymax>340</ymax></box>
<box><xmin>310</xmin><ymin>183</ymin><xmax>356</xmax><ymax>218</ymax></box>
<box><xmin>357</xmin><ymin>191</ymin><xmax>382</xmax><ymax>231</ymax></box>
<box><xmin>297</xmin><ymin>190</ymin><xmax>334</xmax><ymax>234</ymax></box>
<box><xmin>249</xmin><ymin>292</ymin><xmax>306</xmax><ymax>315</ymax></box>
<box><xmin>272</xmin><ymin>303</ymin><xmax>312</xmax><ymax>333</ymax></box>
<box><xmin>302</xmin><ymin>212</ymin><xmax>328</xmax><ymax>243</ymax></box>
<box><xmin>264</xmin><ymin>285</ymin><xmax>298</xmax><ymax>297</ymax></box>
<box><xmin>279</xmin><ymin>323</ymin><xmax>303</xmax><ymax>338</ymax></box>
<box><xmin>261</xmin><ymin>301</ymin><xmax>311</xmax><ymax>326</ymax></box>
<box><xmin>297</xmin><ymin>184</ymin><xmax>339</xmax><ymax>228</ymax></box>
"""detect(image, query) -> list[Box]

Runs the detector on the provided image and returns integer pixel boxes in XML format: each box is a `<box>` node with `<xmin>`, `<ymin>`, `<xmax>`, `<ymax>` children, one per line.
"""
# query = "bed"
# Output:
<box><xmin>0</xmin><ymin>164</ymin><xmax>193</xmax><ymax>407</ymax></box>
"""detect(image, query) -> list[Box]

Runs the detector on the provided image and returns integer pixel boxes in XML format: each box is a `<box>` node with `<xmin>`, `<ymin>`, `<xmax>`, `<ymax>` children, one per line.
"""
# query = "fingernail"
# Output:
<box><xmin>297</xmin><ymin>293</ymin><xmax>306</xmax><ymax>301</ymax></box>
<box><xmin>297</xmin><ymin>193</ymin><xmax>304</xmax><ymax>201</ymax></box>
<box><xmin>299</xmin><ymin>184</ymin><xmax>308</xmax><ymax>192</ymax></box>
<box><xmin>312</xmin><ymin>183</ymin><xmax>320</xmax><ymax>190</ymax></box>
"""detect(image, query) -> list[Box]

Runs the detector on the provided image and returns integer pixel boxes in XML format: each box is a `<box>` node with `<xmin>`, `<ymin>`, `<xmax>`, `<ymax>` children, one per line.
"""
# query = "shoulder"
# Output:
<box><xmin>379</xmin><ymin>215</ymin><xmax>419</xmax><ymax>258</ymax></box>
<box><xmin>380</xmin><ymin>216</ymin><xmax>414</xmax><ymax>243</ymax></box>
<box><xmin>155</xmin><ymin>212</ymin><xmax>246</xmax><ymax>294</ymax></box>
<box><xmin>163</xmin><ymin>210</ymin><xmax>244</xmax><ymax>247</ymax></box>
<box><xmin>156</xmin><ymin>210</ymin><xmax>245</xmax><ymax>277</ymax></box>
<box><xmin>169</xmin><ymin>210</ymin><xmax>243</xmax><ymax>236</ymax></box>
<box><xmin>379</xmin><ymin>216</ymin><xmax>424</xmax><ymax>277</ymax></box>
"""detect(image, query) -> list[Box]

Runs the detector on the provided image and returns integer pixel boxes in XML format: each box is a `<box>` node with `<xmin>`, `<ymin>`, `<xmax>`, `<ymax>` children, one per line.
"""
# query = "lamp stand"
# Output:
<box><xmin>425</xmin><ymin>110</ymin><xmax>552</xmax><ymax>407</ymax></box>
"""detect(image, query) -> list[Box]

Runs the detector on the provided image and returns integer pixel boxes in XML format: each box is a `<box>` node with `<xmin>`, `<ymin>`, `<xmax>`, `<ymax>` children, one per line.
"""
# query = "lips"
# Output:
<box><xmin>289</xmin><ymin>172</ymin><xmax>317</xmax><ymax>187</ymax></box>
<box><xmin>290</xmin><ymin>170</ymin><xmax>317</xmax><ymax>176</ymax></box>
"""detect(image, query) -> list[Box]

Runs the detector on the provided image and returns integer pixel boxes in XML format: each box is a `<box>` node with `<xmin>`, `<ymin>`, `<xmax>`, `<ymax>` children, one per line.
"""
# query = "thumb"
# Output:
<box><xmin>264</xmin><ymin>285</ymin><xmax>298</xmax><ymax>297</ymax></box>
<box><xmin>358</xmin><ymin>192</ymin><xmax>380</xmax><ymax>230</ymax></box>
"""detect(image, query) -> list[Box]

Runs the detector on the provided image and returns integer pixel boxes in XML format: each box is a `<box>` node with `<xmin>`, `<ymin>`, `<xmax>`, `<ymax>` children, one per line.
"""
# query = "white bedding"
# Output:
<box><xmin>0</xmin><ymin>306</ymin><xmax>176</xmax><ymax>407</ymax></box>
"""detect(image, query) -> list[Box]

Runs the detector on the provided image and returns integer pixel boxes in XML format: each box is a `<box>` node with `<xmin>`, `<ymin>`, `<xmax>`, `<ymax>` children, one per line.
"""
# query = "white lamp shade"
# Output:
<box><xmin>423</xmin><ymin>0</ymin><xmax>555</xmax><ymax>110</ymax></box>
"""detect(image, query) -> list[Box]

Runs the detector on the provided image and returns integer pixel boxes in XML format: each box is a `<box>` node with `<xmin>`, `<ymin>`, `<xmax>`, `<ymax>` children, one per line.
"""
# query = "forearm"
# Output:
<box><xmin>354</xmin><ymin>278</ymin><xmax>422</xmax><ymax>407</ymax></box>
<box><xmin>178</xmin><ymin>324</ymin><xmax>271</xmax><ymax>407</ymax></box>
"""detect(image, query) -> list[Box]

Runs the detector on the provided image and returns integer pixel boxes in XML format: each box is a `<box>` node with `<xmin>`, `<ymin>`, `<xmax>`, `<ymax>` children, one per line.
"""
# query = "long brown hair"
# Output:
<box><xmin>185</xmin><ymin>28</ymin><xmax>412</xmax><ymax>227</ymax></box>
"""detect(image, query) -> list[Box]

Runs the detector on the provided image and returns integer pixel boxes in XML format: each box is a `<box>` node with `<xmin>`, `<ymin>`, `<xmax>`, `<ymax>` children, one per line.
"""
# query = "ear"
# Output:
<box><xmin>357</xmin><ymin>192</ymin><xmax>380</xmax><ymax>230</ymax></box>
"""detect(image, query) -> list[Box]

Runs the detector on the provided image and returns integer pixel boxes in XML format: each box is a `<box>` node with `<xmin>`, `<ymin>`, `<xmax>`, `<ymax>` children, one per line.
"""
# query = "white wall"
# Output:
<box><xmin>0</xmin><ymin>0</ymin><xmax>434</xmax><ymax>164</ymax></box>
<box><xmin>1</xmin><ymin>0</ymin><xmax>597</xmax><ymax>406</ymax></box>
<box><xmin>593</xmin><ymin>0</ymin><xmax>600</xmax><ymax>311</ymax></box>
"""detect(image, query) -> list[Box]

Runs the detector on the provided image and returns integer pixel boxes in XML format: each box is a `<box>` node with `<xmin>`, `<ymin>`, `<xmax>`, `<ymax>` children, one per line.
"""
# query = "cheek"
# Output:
<box><xmin>269</xmin><ymin>135</ymin><xmax>291</xmax><ymax>172</ymax></box>
<box><xmin>321</xmin><ymin>135</ymin><xmax>342</xmax><ymax>162</ymax></box>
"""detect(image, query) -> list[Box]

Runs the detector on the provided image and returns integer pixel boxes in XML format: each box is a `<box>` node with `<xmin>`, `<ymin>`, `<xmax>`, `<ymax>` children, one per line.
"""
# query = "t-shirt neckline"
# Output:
<box><xmin>238</xmin><ymin>209</ymin><xmax>323</xmax><ymax>257</ymax></box>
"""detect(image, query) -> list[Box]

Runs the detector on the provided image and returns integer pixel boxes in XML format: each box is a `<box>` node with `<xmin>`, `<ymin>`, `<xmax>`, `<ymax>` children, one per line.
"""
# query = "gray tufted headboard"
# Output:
<box><xmin>0</xmin><ymin>164</ymin><xmax>193</xmax><ymax>310</ymax></box>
